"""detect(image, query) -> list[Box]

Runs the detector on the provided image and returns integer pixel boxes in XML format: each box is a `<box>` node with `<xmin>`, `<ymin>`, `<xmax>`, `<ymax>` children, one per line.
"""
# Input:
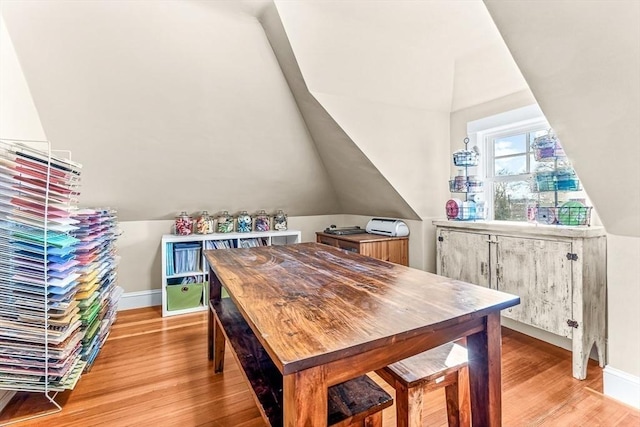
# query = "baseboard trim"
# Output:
<box><xmin>604</xmin><ymin>365</ymin><xmax>640</xmax><ymax>409</ymax></box>
<box><xmin>118</xmin><ymin>290</ymin><xmax>162</xmax><ymax>311</ymax></box>
<box><xmin>0</xmin><ymin>390</ymin><xmax>16</xmax><ymax>413</ymax></box>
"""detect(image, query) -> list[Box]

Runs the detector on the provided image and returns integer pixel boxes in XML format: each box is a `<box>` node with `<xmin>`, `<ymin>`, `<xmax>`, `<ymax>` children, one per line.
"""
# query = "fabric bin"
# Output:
<box><xmin>167</xmin><ymin>283</ymin><xmax>204</xmax><ymax>311</ymax></box>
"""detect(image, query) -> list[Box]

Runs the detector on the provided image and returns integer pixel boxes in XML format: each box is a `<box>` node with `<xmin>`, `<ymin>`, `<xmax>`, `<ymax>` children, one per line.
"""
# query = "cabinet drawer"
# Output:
<box><xmin>317</xmin><ymin>236</ymin><xmax>338</xmax><ymax>247</ymax></box>
<box><xmin>335</xmin><ymin>239</ymin><xmax>360</xmax><ymax>253</ymax></box>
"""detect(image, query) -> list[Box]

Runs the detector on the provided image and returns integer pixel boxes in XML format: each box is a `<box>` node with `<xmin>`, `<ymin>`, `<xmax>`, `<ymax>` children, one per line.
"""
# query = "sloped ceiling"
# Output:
<box><xmin>273</xmin><ymin>0</ymin><xmax>527</xmax><ymax>112</ymax></box>
<box><xmin>485</xmin><ymin>0</ymin><xmax>640</xmax><ymax>237</ymax></box>
<box><xmin>2</xmin><ymin>0</ymin><xmax>532</xmax><ymax>223</ymax></box>
<box><xmin>259</xmin><ymin>2</ymin><xmax>419</xmax><ymax>219</ymax></box>
<box><xmin>270</xmin><ymin>0</ymin><xmax>528</xmax><ymax>218</ymax></box>
<box><xmin>0</xmin><ymin>0</ymin><xmax>339</xmax><ymax>221</ymax></box>
<box><xmin>0</xmin><ymin>16</ymin><xmax>46</xmax><ymax>142</ymax></box>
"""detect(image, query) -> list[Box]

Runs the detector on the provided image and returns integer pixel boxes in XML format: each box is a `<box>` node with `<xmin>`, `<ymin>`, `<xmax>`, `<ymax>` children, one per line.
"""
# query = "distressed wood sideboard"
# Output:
<box><xmin>433</xmin><ymin>220</ymin><xmax>606</xmax><ymax>380</ymax></box>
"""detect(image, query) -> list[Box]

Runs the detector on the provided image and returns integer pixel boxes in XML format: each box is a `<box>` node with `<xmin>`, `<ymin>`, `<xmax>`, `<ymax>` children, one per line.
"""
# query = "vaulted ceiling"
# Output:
<box><xmin>3</xmin><ymin>0</ymin><xmax>636</xmax><ymax>236</ymax></box>
<box><xmin>1</xmin><ymin>0</ymin><xmax>527</xmax><ymax>221</ymax></box>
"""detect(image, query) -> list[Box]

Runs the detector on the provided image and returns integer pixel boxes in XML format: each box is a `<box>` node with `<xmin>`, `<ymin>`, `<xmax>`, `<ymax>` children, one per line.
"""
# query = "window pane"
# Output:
<box><xmin>530</xmin><ymin>153</ymin><xmax>540</xmax><ymax>173</ymax></box>
<box><xmin>493</xmin><ymin>180</ymin><xmax>533</xmax><ymax>221</ymax></box>
<box><xmin>494</xmin><ymin>133</ymin><xmax>526</xmax><ymax>157</ymax></box>
<box><xmin>495</xmin><ymin>155</ymin><xmax>526</xmax><ymax>176</ymax></box>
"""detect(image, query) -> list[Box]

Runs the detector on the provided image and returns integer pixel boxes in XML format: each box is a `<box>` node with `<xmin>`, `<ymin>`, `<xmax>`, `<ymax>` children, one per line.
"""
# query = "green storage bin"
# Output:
<box><xmin>167</xmin><ymin>283</ymin><xmax>204</xmax><ymax>311</ymax></box>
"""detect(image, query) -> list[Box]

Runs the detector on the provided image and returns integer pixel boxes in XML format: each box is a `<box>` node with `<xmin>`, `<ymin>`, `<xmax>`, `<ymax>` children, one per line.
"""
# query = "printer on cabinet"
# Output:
<box><xmin>365</xmin><ymin>218</ymin><xmax>409</xmax><ymax>237</ymax></box>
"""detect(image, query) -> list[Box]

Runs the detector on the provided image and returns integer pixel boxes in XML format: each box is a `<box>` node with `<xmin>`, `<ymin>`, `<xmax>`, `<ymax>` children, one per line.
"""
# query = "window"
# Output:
<box><xmin>484</xmin><ymin>125</ymin><xmax>548</xmax><ymax>221</ymax></box>
<box><xmin>466</xmin><ymin>104</ymin><xmax>548</xmax><ymax>222</ymax></box>
<box><xmin>467</xmin><ymin>105</ymin><xmax>592</xmax><ymax>224</ymax></box>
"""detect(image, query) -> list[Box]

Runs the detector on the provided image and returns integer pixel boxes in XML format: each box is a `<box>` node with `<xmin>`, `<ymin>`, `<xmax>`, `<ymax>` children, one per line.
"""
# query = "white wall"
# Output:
<box><xmin>606</xmin><ymin>234</ymin><xmax>640</xmax><ymax>377</ymax></box>
<box><xmin>605</xmin><ymin>233</ymin><xmax>640</xmax><ymax>408</ymax></box>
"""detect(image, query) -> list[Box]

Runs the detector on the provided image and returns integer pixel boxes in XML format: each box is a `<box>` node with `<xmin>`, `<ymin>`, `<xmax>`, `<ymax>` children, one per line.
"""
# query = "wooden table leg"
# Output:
<box><xmin>283</xmin><ymin>365</ymin><xmax>327</xmax><ymax>427</ymax></box>
<box><xmin>467</xmin><ymin>312</ymin><xmax>502</xmax><ymax>427</ymax></box>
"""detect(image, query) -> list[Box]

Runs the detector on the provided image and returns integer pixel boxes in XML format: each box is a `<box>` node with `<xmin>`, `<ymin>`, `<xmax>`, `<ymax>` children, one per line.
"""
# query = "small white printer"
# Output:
<box><xmin>365</xmin><ymin>218</ymin><xmax>410</xmax><ymax>237</ymax></box>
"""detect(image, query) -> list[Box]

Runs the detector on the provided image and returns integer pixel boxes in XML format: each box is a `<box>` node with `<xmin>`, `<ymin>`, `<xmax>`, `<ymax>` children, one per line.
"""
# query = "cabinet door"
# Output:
<box><xmin>437</xmin><ymin>229</ymin><xmax>490</xmax><ymax>288</ymax></box>
<box><xmin>386</xmin><ymin>240</ymin><xmax>409</xmax><ymax>266</ymax></box>
<box><xmin>495</xmin><ymin>236</ymin><xmax>573</xmax><ymax>337</ymax></box>
<box><xmin>358</xmin><ymin>241</ymin><xmax>405</xmax><ymax>264</ymax></box>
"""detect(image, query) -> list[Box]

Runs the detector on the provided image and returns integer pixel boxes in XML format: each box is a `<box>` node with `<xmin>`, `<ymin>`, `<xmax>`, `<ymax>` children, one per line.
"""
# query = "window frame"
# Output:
<box><xmin>478</xmin><ymin>119</ymin><xmax>549</xmax><ymax>221</ymax></box>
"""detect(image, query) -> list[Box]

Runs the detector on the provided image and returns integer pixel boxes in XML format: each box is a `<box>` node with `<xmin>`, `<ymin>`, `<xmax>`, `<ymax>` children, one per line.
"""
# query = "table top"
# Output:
<box><xmin>204</xmin><ymin>242</ymin><xmax>519</xmax><ymax>375</ymax></box>
<box><xmin>316</xmin><ymin>231</ymin><xmax>408</xmax><ymax>243</ymax></box>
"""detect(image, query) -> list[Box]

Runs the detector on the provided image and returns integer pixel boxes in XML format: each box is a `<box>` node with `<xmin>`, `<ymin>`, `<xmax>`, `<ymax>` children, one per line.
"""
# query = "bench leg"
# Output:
<box><xmin>457</xmin><ymin>366</ymin><xmax>471</xmax><ymax>427</ymax></box>
<box><xmin>395</xmin><ymin>381</ymin><xmax>423</xmax><ymax>427</ymax></box>
<box><xmin>444</xmin><ymin>372</ymin><xmax>460</xmax><ymax>427</ymax></box>
<box><xmin>363</xmin><ymin>411</ymin><xmax>383</xmax><ymax>427</ymax></box>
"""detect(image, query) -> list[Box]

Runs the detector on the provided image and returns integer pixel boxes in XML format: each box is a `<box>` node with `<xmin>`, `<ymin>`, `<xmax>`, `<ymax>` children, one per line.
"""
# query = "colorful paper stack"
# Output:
<box><xmin>72</xmin><ymin>208</ymin><xmax>122</xmax><ymax>372</ymax></box>
<box><xmin>0</xmin><ymin>140</ymin><xmax>86</xmax><ymax>392</ymax></box>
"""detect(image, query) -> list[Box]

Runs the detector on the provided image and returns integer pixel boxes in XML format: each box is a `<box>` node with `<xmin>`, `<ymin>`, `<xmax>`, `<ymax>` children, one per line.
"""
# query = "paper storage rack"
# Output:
<box><xmin>528</xmin><ymin>131</ymin><xmax>592</xmax><ymax>226</ymax></box>
<box><xmin>161</xmin><ymin>230</ymin><xmax>301</xmax><ymax>317</ymax></box>
<box><xmin>0</xmin><ymin>139</ymin><xmax>84</xmax><ymax>420</ymax></box>
<box><xmin>72</xmin><ymin>208</ymin><xmax>123</xmax><ymax>372</ymax></box>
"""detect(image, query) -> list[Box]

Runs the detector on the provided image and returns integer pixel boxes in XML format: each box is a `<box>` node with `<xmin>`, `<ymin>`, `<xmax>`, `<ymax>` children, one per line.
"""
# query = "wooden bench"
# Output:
<box><xmin>375</xmin><ymin>341</ymin><xmax>469</xmax><ymax>427</ymax></box>
<box><xmin>210</xmin><ymin>299</ymin><xmax>393</xmax><ymax>426</ymax></box>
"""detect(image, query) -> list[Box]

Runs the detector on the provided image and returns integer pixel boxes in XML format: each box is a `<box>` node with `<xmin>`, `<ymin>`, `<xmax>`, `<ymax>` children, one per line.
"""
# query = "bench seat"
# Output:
<box><xmin>211</xmin><ymin>299</ymin><xmax>393</xmax><ymax>426</ymax></box>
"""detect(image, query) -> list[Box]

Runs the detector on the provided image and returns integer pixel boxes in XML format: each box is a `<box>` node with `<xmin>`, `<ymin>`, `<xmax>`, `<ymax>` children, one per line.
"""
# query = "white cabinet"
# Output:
<box><xmin>434</xmin><ymin>220</ymin><xmax>606</xmax><ymax>380</ymax></box>
<box><xmin>161</xmin><ymin>230</ymin><xmax>301</xmax><ymax>317</ymax></box>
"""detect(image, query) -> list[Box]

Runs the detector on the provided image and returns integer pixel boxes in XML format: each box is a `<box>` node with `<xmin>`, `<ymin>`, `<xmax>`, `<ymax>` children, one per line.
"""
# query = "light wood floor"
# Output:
<box><xmin>1</xmin><ymin>307</ymin><xmax>638</xmax><ymax>426</ymax></box>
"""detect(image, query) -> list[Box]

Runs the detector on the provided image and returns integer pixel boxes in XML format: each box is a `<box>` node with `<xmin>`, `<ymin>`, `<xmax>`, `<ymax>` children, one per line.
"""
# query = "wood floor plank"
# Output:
<box><xmin>1</xmin><ymin>308</ymin><xmax>638</xmax><ymax>427</ymax></box>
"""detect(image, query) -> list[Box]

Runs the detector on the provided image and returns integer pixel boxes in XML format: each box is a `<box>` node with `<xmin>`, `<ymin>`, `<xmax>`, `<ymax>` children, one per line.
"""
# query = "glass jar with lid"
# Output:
<box><xmin>273</xmin><ymin>209</ymin><xmax>287</xmax><ymax>231</ymax></box>
<box><xmin>174</xmin><ymin>211</ymin><xmax>193</xmax><ymax>235</ymax></box>
<box><xmin>216</xmin><ymin>210</ymin><xmax>234</xmax><ymax>233</ymax></box>
<box><xmin>195</xmin><ymin>211</ymin><xmax>214</xmax><ymax>234</ymax></box>
<box><xmin>255</xmin><ymin>209</ymin><xmax>270</xmax><ymax>232</ymax></box>
<box><xmin>237</xmin><ymin>210</ymin><xmax>252</xmax><ymax>233</ymax></box>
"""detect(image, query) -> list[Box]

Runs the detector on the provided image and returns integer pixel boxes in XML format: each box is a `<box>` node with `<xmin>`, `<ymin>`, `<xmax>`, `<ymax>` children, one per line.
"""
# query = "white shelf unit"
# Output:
<box><xmin>161</xmin><ymin>230</ymin><xmax>301</xmax><ymax>317</ymax></box>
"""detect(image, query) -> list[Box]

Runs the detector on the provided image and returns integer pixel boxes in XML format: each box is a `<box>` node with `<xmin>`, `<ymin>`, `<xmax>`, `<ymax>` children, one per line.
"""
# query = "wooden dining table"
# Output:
<box><xmin>205</xmin><ymin>242</ymin><xmax>519</xmax><ymax>427</ymax></box>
